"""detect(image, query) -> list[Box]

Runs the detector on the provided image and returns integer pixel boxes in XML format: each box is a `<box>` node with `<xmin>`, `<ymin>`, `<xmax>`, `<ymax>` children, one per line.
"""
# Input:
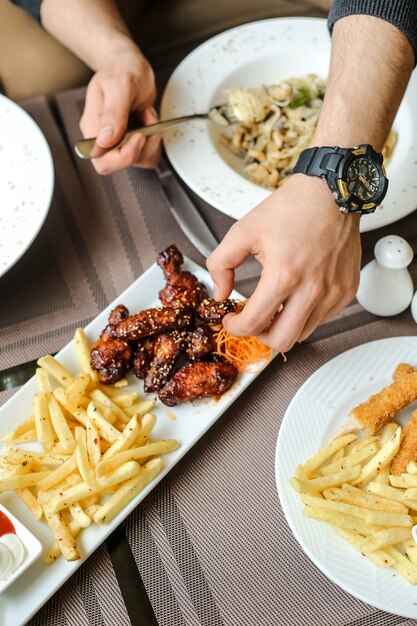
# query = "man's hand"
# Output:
<box><xmin>79</xmin><ymin>44</ymin><xmax>160</xmax><ymax>174</ymax></box>
<box><xmin>207</xmin><ymin>175</ymin><xmax>361</xmax><ymax>352</ymax></box>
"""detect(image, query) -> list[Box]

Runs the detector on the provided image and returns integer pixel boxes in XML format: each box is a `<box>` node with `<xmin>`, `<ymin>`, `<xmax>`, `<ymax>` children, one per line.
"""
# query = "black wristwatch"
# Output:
<box><xmin>292</xmin><ymin>144</ymin><xmax>388</xmax><ymax>215</ymax></box>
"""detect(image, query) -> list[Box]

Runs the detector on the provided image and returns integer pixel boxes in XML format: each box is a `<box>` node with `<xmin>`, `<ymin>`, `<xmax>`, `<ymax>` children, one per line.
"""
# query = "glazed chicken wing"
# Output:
<box><xmin>132</xmin><ymin>337</ymin><xmax>156</xmax><ymax>380</ymax></box>
<box><xmin>144</xmin><ymin>330</ymin><xmax>188</xmax><ymax>393</ymax></box>
<box><xmin>158</xmin><ymin>360</ymin><xmax>238</xmax><ymax>406</ymax></box>
<box><xmin>186</xmin><ymin>324</ymin><xmax>216</xmax><ymax>362</ymax></box>
<box><xmin>197</xmin><ymin>298</ymin><xmax>239</xmax><ymax>323</ymax></box>
<box><xmin>90</xmin><ymin>305</ymin><xmax>132</xmax><ymax>385</ymax></box>
<box><xmin>113</xmin><ymin>306</ymin><xmax>193</xmax><ymax>341</ymax></box>
<box><xmin>158</xmin><ymin>244</ymin><xmax>208</xmax><ymax>310</ymax></box>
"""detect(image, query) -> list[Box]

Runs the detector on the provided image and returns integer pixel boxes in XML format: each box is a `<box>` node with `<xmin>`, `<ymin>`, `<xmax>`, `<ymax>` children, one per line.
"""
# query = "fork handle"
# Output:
<box><xmin>74</xmin><ymin>114</ymin><xmax>208</xmax><ymax>159</ymax></box>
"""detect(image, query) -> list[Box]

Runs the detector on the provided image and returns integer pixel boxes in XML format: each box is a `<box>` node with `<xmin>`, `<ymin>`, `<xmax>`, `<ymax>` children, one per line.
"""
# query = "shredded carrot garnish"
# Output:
<box><xmin>215</xmin><ymin>327</ymin><xmax>274</xmax><ymax>371</ymax></box>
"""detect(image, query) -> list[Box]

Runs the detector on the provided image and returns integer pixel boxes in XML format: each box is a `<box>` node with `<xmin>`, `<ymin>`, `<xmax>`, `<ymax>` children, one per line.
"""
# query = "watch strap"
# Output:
<box><xmin>292</xmin><ymin>146</ymin><xmax>350</xmax><ymax>178</ymax></box>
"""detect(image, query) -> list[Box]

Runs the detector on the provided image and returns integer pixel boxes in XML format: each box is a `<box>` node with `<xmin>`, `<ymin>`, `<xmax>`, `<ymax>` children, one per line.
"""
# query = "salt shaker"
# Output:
<box><xmin>356</xmin><ymin>235</ymin><xmax>414</xmax><ymax>316</ymax></box>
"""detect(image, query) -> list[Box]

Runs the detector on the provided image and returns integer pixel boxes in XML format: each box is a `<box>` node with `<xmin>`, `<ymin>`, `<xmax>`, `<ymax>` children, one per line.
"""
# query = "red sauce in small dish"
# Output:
<box><xmin>0</xmin><ymin>511</ymin><xmax>15</xmax><ymax>536</ymax></box>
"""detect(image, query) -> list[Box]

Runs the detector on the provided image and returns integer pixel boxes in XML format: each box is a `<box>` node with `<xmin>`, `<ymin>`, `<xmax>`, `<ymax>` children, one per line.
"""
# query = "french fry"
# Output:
<box><xmin>290</xmin><ymin>465</ymin><xmax>361</xmax><ymax>494</ymax></box>
<box><xmin>96</xmin><ymin>440</ymin><xmax>179</xmax><ymax>478</ymax></box>
<box><xmin>89</xmin><ymin>389</ymin><xmax>130</xmax><ymax>424</ymax></box>
<box><xmin>323</xmin><ymin>484</ymin><xmax>408</xmax><ymax>513</ymax></box>
<box><xmin>44</xmin><ymin>504</ymin><xmax>99</xmax><ymax>564</ymax></box>
<box><xmin>367</xmin><ymin>481</ymin><xmax>417</xmax><ymax>509</ymax></box>
<box><xmin>346</xmin><ymin>436</ymin><xmax>379</xmax><ymax>456</ymax></box>
<box><xmin>93</xmin><ymin>458</ymin><xmax>163</xmax><ymax>524</ymax></box>
<box><xmin>38</xmin><ymin>474</ymin><xmax>82</xmax><ymax>505</ymax></box>
<box><xmin>37</xmin><ymin>355</ymin><xmax>75</xmax><ymax>387</ymax></box>
<box><xmin>86</xmin><ymin>420</ymin><xmax>101</xmax><ymax>467</ymax></box>
<box><xmin>101</xmin><ymin>413</ymin><xmax>144</xmax><ymax>460</ymax></box>
<box><xmin>352</xmin><ymin>427</ymin><xmax>401</xmax><ymax>487</ymax></box>
<box><xmin>36</xmin><ymin>367</ymin><xmax>52</xmax><ymax>392</ymax></box>
<box><xmin>86</xmin><ymin>402</ymin><xmax>122</xmax><ymax>443</ymax></box>
<box><xmin>319</xmin><ymin>442</ymin><xmax>378</xmax><ymax>476</ymax></box>
<box><xmin>45</xmin><ymin>461</ymin><xmax>142</xmax><ymax>514</ymax></box>
<box><xmin>404</xmin><ymin>539</ymin><xmax>417</xmax><ymax>566</ymax></box>
<box><xmin>74</xmin><ymin>328</ymin><xmax>94</xmax><ymax>375</ymax></box>
<box><xmin>0</xmin><ymin>470</ymin><xmax>50</xmax><ymax>492</ymax></box>
<box><xmin>48</xmin><ymin>396</ymin><xmax>76</xmax><ymax>454</ymax></box>
<box><xmin>357</xmin><ymin>527</ymin><xmax>411</xmax><ymax>552</ymax></box>
<box><xmin>3</xmin><ymin>447</ymin><xmax>69</xmax><ymax>466</ymax></box>
<box><xmin>303</xmin><ymin>506</ymin><xmax>380</xmax><ymax>536</ymax></box>
<box><xmin>33</xmin><ymin>392</ymin><xmax>55</xmax><ymax>451</ymax></box>
<box><xmin>389</xmin><ymin>474</ymin><xmax>417</xmax><ymax>489</ymax></box>
<box><xmin>75</xmin><ymin>426</ymin><xmax>94</xmax><ymax>484</ymax></box>
<box><xmin>69</xmin><ymin>503</ymin><xmax>92</xmax><ymax>528</ymax></box>
<box><xmin>2</xmin><ymin>415</ymin><xmax>35</xmax><ymax>442</ymax></box>
<box><xmin>37</xmin><ymin>454</ymin><xmax>78</xmax><ymax>491</ymax></box>
<box><xmin>100</xmin><ymin>390</ymin><xmax>138</xmax><ymax>407</ymax></box>
<box><xmin>113</xmin><ymin>378</ymin><xmax>128</xmax><ymax>388</ymax></box>
<box><xmin>124</xmin><ymin>399</ymin><xmax>156</xmax><ymax>418</ymax></box>
<box><xmin>407</xmin><ymin>461</ymin><xmax>417</xmax><ymax>475</ymax></box>
<box><xmin>302</xmin><ymin>433</ymin><xmax>357</xmax><ymax>477</ymax></box>
<box><xmin>301</xmin><ymin>494</ymin><xmax>412</xmax><ymax>527</ymax></box>
<box><xmin>333</xmin><ymin>528</ymin><xmax>395</xmax><ymax>567</ymax></box>
<box><xmin>386</xmin><ymin>546</ymin><xmax>417</xmax><ymax>584</ymax></box>
<box><xmin>373</xmin><ymin>464</ymin><xmax>391</xmax><ymax>485</ymax></box>
<box><xmin>6</xmin><ymin>429</ymin><xmax>38</xmax><ymax>444</ymax></box>
<box><xmin>43</xmin><ymin>508</ymin><xmax>80</xmax><ymax>561</ymax></box>
<box><xmin>16</xmin><ymin>488</ymin><xmax>43</xmax><ymax>521</ymax></box>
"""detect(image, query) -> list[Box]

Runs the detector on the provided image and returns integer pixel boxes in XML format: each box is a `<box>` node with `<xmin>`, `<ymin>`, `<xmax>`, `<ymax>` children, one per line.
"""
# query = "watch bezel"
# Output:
<box><xmin>334</xmin><ymin>144</ymin><xmax>388</xmax><ymax>214</ymax></box>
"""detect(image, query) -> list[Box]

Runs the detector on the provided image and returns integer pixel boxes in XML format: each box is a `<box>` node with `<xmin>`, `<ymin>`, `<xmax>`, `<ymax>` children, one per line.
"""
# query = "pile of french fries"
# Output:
<box><xmin>0</xmin><ymin>329</ymin><xmax>179</xmax><ymax>563</ymax></box>
<box><xmin>290</xmin><ymin>422</ymin><xmax>417</xmax><ymax>584</ymax></box>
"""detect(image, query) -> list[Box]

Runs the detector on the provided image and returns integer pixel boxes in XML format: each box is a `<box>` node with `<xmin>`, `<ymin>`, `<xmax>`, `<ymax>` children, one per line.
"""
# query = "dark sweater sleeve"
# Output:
<box><xmin>11</xmin><ymin>0</ymin><xmax>42</xmax><ymax>22</ymax></box>
<box><xmin>328</xmin><ymin>0</ymin><xmax>417</xmax><ymax>64</ymax></box>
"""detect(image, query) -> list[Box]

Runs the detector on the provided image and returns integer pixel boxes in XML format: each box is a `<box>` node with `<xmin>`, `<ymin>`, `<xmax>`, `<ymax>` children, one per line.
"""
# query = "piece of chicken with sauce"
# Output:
<box><xmin>113</xmin><ymin>306</ymin><xmax>193</xmax><ymax>341</ymax></box>
<box><xmin>158</xmin><ymin>244</ymin><xmax>208</xmax><ymax>310</ymax></box>
<box><xmin>144</xmin><ymin>330</ymin><xmax>188</xmax><ymax>393</ymax></box>
<box><xmin>132</xmin><ymin>337</ymin><xmax>156</xmax><ymax>380</ymax></box>
<box><xmin>186</xmin><ymin>324</ymin><xmax>216</xmax><ymax>362</ymax></box>
<box><xmin>197</xmin><ymin>298</ymin><xmax>239</xmax><ymax>323</ymax></box>
<box><xmin>158</xmin><ymin>360</ymin><xmax>238</xmax><ymax>406</ymax></box>
<box><xmin>90</xmin><ymin>305</ymin><xmax>132</xmax><ymax>385</ymax></box>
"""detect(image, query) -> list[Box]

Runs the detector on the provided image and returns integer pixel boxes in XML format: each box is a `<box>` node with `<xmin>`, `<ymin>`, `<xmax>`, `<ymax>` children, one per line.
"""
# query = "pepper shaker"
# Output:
<box><xmin>356</xmin><ymin>235</ymin><xmax>414</xmax><ymax>316</ymax></box>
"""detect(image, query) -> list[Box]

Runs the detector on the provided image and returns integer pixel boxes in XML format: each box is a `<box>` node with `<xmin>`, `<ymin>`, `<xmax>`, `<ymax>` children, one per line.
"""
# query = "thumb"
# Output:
<box><xmin>96</xmin><ymin>84</ymin><xmax>132</xmax><ymax>148</ymax></box>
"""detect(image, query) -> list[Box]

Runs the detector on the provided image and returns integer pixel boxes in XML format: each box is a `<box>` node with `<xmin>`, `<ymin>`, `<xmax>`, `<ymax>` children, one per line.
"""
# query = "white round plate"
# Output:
<box><xmin>276</xmin><ymin>336</ymin><xmax>417</xmax><ymax>618</ymax></box>
<box><xmin>0</xmin><ymin>94</ymin><xmax>54</xmax><ymax>278</ymax></box>
<box><xmin>161</xmin><ymin>17</ymin><xmax>417</xmax><ymax>231</ymax></box>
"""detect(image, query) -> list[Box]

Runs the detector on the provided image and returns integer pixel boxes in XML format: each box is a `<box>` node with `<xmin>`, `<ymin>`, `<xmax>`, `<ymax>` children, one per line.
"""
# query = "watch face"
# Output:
<box><xmin>346</xmin><ymin>157</ymin><xmax>381</xmax><ymax>201</ymax></box>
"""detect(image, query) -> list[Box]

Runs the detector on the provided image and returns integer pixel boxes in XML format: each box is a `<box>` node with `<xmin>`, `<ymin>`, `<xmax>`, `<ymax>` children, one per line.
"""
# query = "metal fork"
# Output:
<box><xmin>74</xmin><ymin>103</ymin><xmax>235</xmax><ymax>160</ymax></box>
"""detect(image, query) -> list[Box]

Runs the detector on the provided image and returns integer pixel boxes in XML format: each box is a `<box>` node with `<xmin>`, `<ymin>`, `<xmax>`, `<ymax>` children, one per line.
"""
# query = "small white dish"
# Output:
<box><xmin>0</xmin><ymin>504</ymin><xmax>42</xmax><ymax>593</ymax></box>
<box><xmin>161</xmin><ymin>17</ymin><xmax>417</xmax><ymax>232</ymax></box>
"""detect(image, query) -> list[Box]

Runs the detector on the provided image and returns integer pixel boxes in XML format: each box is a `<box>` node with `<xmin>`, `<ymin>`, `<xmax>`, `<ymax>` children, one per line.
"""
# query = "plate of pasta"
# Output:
<box><xmin>161</xmin><ymin>17</ymin><xmax>417</xmax><ymax>232</ymax></box>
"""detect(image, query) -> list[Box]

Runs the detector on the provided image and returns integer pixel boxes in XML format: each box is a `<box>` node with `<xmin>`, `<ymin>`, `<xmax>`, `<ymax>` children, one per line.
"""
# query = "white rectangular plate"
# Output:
<box><xmin>0</xmin><ymin>256</ymin><xmax>271</xmax><ymax>626</ymax></box>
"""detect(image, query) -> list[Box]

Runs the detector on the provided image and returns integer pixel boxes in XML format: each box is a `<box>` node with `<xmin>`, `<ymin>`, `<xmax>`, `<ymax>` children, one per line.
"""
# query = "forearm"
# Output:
<box><xmin>314</xmin><ymin>15</ymin><xmax>414</xmax><ymax>149</ymax></box>
<box><xmin>40</xmin><ymin>0</ymin><xmax>139</xmax><ymax>71</ymax></box>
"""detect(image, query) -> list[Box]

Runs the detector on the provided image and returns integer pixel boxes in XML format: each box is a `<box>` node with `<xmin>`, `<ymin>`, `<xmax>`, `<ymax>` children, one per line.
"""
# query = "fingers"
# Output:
<box><xmin>133</xmin><ymin>107</ymin><xmax>162</xmax><ymax>169</ymax></box>
<box><xmin>95</xmin><ymin>80</ymin><xmax>133</xmax><ymax>148</ymax></box>
<box><xmin>258</xmin><ymin>290</ymin><xmax>318</xmax><ymax>353</ymax></box>
<box><xmin>206</xmin><ymin>226</ymin><xmax>251</xmax><ymax>300</ymax></box>
<box><xmin>223</xmin><ymin>270</ymin><xmax>288</xmax><ymax>337</ymax></box>
<box><xmin>79</xmin><ymin>80</ymin><xmax>104</xmax><ymax>138</ymax></box>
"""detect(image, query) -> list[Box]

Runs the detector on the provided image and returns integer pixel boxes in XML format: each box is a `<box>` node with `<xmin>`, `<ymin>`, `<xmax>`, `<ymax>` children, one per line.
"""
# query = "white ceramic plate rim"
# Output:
<box><xmin>0</xmin><ymin>95</ymin><xmax>54</xmax><ymax>279</ymax></box>
<box><xmin>275</xmin><ymin>336</ymin><xmax>417</xmax><ymax>618</ymax></box>
<box><xmin>0</xmin><ymin>256</ymin><xmax>273</xmax><ymax>626</ymax></box>
<box><xmin>161</xmin><ymin>17</ymin><xmax>417</xmax><ymax>232</ymax></box>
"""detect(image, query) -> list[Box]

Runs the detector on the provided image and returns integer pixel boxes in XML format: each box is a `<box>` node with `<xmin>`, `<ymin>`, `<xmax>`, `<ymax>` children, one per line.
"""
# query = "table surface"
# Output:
<box><xmin>2</xmin><ymin>77</ymin><xmax>417</xmax><ymax>626</ymax></box>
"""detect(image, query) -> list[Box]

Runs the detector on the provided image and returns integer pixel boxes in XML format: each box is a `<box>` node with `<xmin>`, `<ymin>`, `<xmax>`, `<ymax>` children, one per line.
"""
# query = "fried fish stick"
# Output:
<box><xmin>393</xmin><ymin>363</ymin><xmax>416</xmax><ymax>382</ymax></box>
<box><xmin>391</xmin><ymin>409</ymin><xmax>417</xmax><ymax>475</ymax></box>
<box><xmin>350</xmin><ymin>371</ymin><xmax>417</xmax><ymax>435</ymax></box>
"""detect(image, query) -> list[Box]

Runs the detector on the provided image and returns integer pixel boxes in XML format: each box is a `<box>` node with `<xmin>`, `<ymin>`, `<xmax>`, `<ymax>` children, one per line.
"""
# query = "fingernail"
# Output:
<box><xmin>98</xmin><ymin>126</ymin><xmax>114</xmax><ymax>141</ymax></box>
<box><xmin>213</xmin><ymin>284</ymin><xmax>219</xmax><ymax>299</ymax></box>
